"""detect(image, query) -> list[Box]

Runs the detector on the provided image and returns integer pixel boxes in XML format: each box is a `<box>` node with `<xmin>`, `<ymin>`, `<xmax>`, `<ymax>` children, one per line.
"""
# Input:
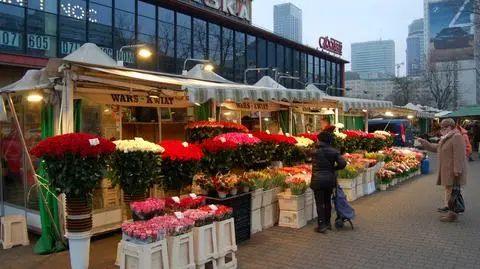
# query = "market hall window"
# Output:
<box><xmin>326</xmin><ymin>60</ymin><xmax>332</xmax><ymax>86</ymax></box>
<box><xmin>234</xmin><ymin>31</ymin><xmax>246</xmax><ymax>83</ymax></box>
<box><xmin>284</xmin><ymin>46</ymin><xmax>292</xmax><ymax>88</ymax></box>
<box><xmin>267</xmin><ymin>41</ymin><xmax>276</xmax><ymax>70</ymax></box>
<box><xmin>114</xmin><ymin>0</ymin><xmax>136</xmax><ymax>66</ymax></box>
<box><xmin>193</xmin><ymin>18</ymin><xmax>207</xmax><ymax>60</ymax></box>
<box><xmin>137</xmin><ymin>0</ymin><xmax>156</xmax><ymax>70</ymax></box>
<box><xmin>26</xmin><ymin>8</ymin><xmax>57</xmax><ymax>58</ymax></box>
<box><xmin>293</xmin><ymin>50</ymin><xmax>300</xmax><ymax>87</ymax></box>
<box><xmin>176</xmin><ymin>12</ymin><xmax>192</xmax><ymax>74</ymax></box>
<box><xmin>158</xmin><ymin>7</ymin><xmax>175</xmax><ymax>73</ymax></box>
<box><xmin>221</xmin><ymin>27</ymin><xmax>234</xmax><ymax>81</ymax></box>
<box><xmin>300</xmin><ymin>52</ymin><xmax>306</xmax><ymax>83</ymax></box>
<box><xmin>88</xmin><ymin>0</ymin><xmax>113</xmax><ymax>53</ymax></box>
<box><xmin>320</xmin><ymin>58</ymin><xmax>326</xmax><ymax>84</ymax></box>
<box><xmin>208</xmin><ymin>23</ymin><xmax>221</xmax><ymax>67</ymax></box>
<box><xmin>247</xmin><ymin>35</ymin><xmax>259</xmax><ymax>84</ymax></box>
<box><xmin>307</xmin><ymin>55</ymin><xmax>313</xmax><ymax>83</ymax></box>
<box><xmin>0</xmin><ymin>3</ymin><xmax>25</xmax><ymax>54</ymax></box>
<box><xmin>58</xmin><ymin>0</ymin><xmax>87</xmax><ymax>57</ymax></box>
<box><xmin>276</xmin><ymin>44</ymin><xmax>284</xmax><ymax>74</ymax></box>
<box><xmin>314</xmin><ymin>57</ymin><xmax>320</xmax><ymax>84</ymax></box>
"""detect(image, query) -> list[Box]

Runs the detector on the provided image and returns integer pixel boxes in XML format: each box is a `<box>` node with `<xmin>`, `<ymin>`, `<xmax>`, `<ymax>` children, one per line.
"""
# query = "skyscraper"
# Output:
<box><xmin>351</xmin><ymin>40</ymin><xmax>395</xmax><ymax>78</ymax></box>
<box><xmin>406</xmin><ymin>18</ymin><xmax>425</xmax><ymax>77</ymax></box>
<box><xmin>274</xmin><ymin>3</ymin><xmax>302</xmax><ymax>43</ymax></box>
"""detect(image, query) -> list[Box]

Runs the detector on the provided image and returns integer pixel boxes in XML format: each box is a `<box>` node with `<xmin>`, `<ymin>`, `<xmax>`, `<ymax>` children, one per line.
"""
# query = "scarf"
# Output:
<box><xmin>439</xmin><ymin>129</ymin><xmax>457</xmax><ymax>145</ymax></box>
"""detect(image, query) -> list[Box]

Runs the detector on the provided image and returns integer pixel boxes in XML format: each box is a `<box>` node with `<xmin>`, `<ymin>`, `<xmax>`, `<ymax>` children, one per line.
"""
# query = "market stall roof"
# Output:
<box><xmin>322</xmin><ymin>96</ymin><xmax>393</xmax><ymax>112</ymax></box>
<box><xmin>403</xmin><ymin>103</ymin><xmax>435</xmax><ymax>118</ymax></box>
<box><xmin>444</xmin><ymin>105</ymin><xmax>480</xmax><ymax>118</ymax></box>
<box><xmin>435</xmin><ymin>111</ymin><xmax>452</xmax><ymax>118</ymax></box>
<box><xmin>184</xmin><ymin>64</ymin><xmax>234</xmax><ymax>83</ymax></box>
<box><xmin>254</xmin><ymin>76</ymin><xmax>287</xmax><ymax>89</ymax></box>
<box><xmin>63</xmin><ymin>43</ymin><xmax>118</xmax><ymax>67</ymax></box>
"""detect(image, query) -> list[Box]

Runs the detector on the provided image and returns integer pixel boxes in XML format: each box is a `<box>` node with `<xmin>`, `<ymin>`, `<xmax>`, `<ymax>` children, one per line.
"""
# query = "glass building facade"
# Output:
<box><xmin>0</xmin><ymin>0</ymin><xmax>345</xmax><ymax>89</ymax></box>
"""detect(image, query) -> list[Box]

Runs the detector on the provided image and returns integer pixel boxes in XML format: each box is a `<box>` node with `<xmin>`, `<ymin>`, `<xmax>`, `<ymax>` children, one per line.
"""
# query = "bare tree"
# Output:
<box><xmin>423</xmin><ymin>59</ymin><xmax>460</xmax><ymax>110</ymax></box>
<box><xmin>389</xmin><ymin>76</ymin><xmax>419</xmax><ymax>106</ymax></box>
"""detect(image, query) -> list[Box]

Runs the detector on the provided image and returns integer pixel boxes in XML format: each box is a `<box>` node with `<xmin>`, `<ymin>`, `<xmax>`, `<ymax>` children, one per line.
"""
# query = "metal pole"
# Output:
<box><xmin>288</xmin><ymin>106</ymin><xmax>293</xmax><ymax>135</ymax></box>
<box><xmin>334</xmin><ymin>108</ymin><xmax>339</xmax><ymax>127</ymax></box>
<box><xmin>258</xmin><ymin>111</ymin><xmax>262</xmax><ymax>132</ymax></box>
<box><xmin>365</xmin><ymin>111</ymin><xmax>369</xmax><ymax>132</ymax></box>
<box><xmin>157</xmin><ymin>108</ymin><xmax>162</xmax><ymax>142</ymax></box>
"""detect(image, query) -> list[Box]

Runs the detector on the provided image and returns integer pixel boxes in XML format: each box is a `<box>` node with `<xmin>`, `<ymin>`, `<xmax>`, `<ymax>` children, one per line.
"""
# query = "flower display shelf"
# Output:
<box><xmin>261</xmin><ymin>203</ymin><xmax>275</xmax><ymax>229</ymax></box>
<box><xmin>278</xmin><ymin>209</ymin><xmax>307</xmax><ymax>229</ymax></box>
<box><xmin>0</xmin><ymin>215</ymin><xmax>29</xmax><ymax>249</ymax></box>
<box><xmin>379</xmin><ymin>184</ymin><xmax>389</xmax><ymax>191</ymax></box>
<box><xmin>193</xmin><ymin>224</ymin><xmax>218</xmax><ymax>264</ymax></box>
<box><xmin>120</xmin><ymin>239</ymin><xmax>169</xmax><ymax>269</ymax></box>
<box><xmin>215</xmin><ymin>218</ymin><xmax>237</xmax><ymax>256</ymax></box>
<box><xmin>261</xmin><ymin>187</ymin><xmax>281</xmax><ymax>207</ymax></box>
<box><xmin>207</xmin><ymin>193</ymin><xmax>251</xmax><ymax>244</ymax></box>
<box><xmin>217</xmin><ymin>251</ymin><xmax>238</xmax><ymax>269</ymax></box>
<box><xmin>250</xmin><ymin>209</ymin><xmax>262</xmax><ymax>235</ymax></box>
<box><xmin>251</xmin><ymin>188</ymin><xmax>263</xmax><ymax>211</ymax></box>
<box><xmin>277</xmin><ymin>193</ymin><xmax>305</xmax><ymax>212</ymax></box>
<box><xmin>168</xmin><ymin>232</ymin><xmax>195</xmax><ymax>269</ymax></box>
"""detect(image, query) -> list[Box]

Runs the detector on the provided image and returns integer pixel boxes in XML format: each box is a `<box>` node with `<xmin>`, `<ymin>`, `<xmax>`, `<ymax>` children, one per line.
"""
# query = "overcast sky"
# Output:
<box><xmin>252</xmin><ymin>0</ymin><xmax>424</xmax><ymax>76</ymax></box>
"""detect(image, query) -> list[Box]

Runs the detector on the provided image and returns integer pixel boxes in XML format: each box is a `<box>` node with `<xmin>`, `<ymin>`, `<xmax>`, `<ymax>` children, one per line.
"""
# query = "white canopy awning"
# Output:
<box><xmin>324</xmin><ymin>96</ymin><xmax>393</xmax><ymax>112</ymax></box>
<box><xmin>184</xmin><ymin>64</ymin><xmax>234</xmax><ymax>83</ymax></box>
<box><xmin>63</xmin><ymin>43</ymin><xmax>118</xmax><ymax>67</ymax></box>
<box><xmin>404</xmin><ymin>103</ymin><xmax>435</xmax><ymax>118</ymax></box>
<box><xmin>254</xmin><ymin>76</ymin><xmax>286</xmax><ymax>89</ymax></box>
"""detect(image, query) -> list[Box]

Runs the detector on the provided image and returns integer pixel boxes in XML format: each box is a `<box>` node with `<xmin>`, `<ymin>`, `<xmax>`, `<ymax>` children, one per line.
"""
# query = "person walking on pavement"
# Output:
<box><xmin>417</xmin><ymin>118</ymin><xmax>467</xmax><ymax>222</ymax></box>
<box><xmin>310</xmin><ymin>128</ymin><xmax>347</xmax><ymax>233</ymax></box>
<box><xmin>458</xmin><ymin>125</ymin><xmax>473</xmax><ymax>161</ymax></box>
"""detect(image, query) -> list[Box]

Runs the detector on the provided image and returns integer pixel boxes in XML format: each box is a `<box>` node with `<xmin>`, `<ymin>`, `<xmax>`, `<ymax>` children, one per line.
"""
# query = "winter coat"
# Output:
<box><xmin>310</xmin><ymin>142</ymin><xmax>347</xmax><ymax>190</ymax></box>
<box><xmin>458</xmin><ymin>126</ymin><xmax>472</xmax><ymax>157</ymax></box>
<box><xmin>420</xmin><ymin>129</ymin><xmax>467</xmax><ymax>186</ymax></box>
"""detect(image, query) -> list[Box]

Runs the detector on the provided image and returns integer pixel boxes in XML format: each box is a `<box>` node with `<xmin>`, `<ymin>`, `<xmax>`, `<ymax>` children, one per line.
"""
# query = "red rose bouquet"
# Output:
<box><xmin>199</xmin><ymin>139</ymin><xmax>238</xmax><ymax>176</ymax></box>
<box><xmin>31</xmin><ymin>133</ymin><xmax>116</xmax><ymax>233</ymax></box>
<box><xmin>199</xmin><ymin>205</ymin><xmax>234</xmax><ymax>221</ymax></box>
<box><xmin>160</xmin><ymin>140</ymin><xmax>204</xmax><ymax>193</ymax></box>
<box><xmin>185</xmin><ymin>120</ymin><xmax>249</xmax><ymax>143</ymax></box>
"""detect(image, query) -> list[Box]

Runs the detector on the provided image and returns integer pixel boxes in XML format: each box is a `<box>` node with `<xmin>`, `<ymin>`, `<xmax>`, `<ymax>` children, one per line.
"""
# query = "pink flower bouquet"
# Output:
<box><xmin>184</xmin><ymin>209</ymin><xmax>214</xmax><ymax>227</ymax></box>
<box><xmin>130</xmin><ymin>198</ymin><xmax>166</xmax><ymax>221</ymax></box>
<box><xmin>213</xmin><ymin>132</ymin><xmax>260</xmax><ymax>145</ymax></box>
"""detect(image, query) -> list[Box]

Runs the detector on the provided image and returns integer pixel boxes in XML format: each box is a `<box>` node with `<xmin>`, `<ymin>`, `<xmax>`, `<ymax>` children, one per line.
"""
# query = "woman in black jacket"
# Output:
<box><xmin>311</xmin><ymin>130</ymin><xmax>347</xmax><ymax>233</ymax></box>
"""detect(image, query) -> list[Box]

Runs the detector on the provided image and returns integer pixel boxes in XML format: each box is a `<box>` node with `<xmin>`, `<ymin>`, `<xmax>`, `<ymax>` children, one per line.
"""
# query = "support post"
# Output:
<box><xmin>364</xmin><ymin>111</ymin><xmax>369</xmax><ymax>132</ymax></box>
<box><xmin>288</xmin><ymin>107</ymin><xmax>293</xmax><ymax>135</ymax></box>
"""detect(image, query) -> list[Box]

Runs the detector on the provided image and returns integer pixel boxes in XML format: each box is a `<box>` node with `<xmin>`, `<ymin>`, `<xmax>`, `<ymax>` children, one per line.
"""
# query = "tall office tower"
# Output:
<box><xmin>274</xmin><ymin>3</ymin><xmax>303</xmax><ymax>43</ymax></box>
<box><xmin>351</xmin><ymin>40</ymin><xmax>395</xmax><ymax>78</ymax></box>
<box><xmin>406</xmin><ymin>18</ymin><xmax>425</xmax><ymax>77</ymax></box>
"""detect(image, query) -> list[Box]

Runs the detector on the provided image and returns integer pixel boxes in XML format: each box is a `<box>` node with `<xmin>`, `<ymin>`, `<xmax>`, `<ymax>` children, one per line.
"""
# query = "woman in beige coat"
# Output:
<box><xmin>418</xmin><ymin>118</ymin><xmax>467</xmax><ymax>222</ymax></box>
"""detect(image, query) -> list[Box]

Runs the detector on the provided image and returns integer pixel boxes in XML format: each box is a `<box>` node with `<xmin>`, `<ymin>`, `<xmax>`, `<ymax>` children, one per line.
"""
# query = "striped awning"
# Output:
<box><xmin>324</xmin><ymin>96</ymin><xmax>393</xmax><ymax>112</ymax></box>
<box><xmin>186</xmin><ymin>87</ymin><xmax>326</xmax><ymax>104</ymax></box>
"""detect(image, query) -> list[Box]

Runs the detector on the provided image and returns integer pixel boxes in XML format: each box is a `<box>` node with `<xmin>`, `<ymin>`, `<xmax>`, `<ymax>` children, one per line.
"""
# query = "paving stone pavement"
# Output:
<box><xmin>2</xmin><ymin>157</ymin><xmax>480</xmax><ymax>269</ymax></box>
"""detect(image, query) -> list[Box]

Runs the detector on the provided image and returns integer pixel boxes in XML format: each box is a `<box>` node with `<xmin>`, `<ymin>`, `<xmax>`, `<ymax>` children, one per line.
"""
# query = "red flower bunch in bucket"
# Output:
<box><xmin>253</xmin><ymin>132</ymin><xmax>297</xmax><ymax>144</ymax></box>
<box><xmin>31</xmin><ymin>133</ymin><xmax>115</xmax><ymax>158</ymax></box>
<box><xmin>297</xmin><ymin>132</ymin><xmax>319</xmax><ymax>142</ymax></box>
<box><xmin>200</xmin><ymin>138</ymin><xmax>238</xmax><ymax>154</ymax></box>
<box><xmin>160</xmin><ymin>140</ymin><xmax>204</xmax><ymax>161</ymax></box>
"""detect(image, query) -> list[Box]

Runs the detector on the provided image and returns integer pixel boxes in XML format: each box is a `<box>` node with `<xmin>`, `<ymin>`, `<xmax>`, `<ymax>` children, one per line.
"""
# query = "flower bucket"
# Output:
<box><xmin>65</xmin><ymin>196</ymin><xmax>93</xmax><ymax>232</ymax></box>
<box><xmin>271</xmin><ymin>161</ymin><xmax>283</xmax><ymax>169</ymax></box>
<box><xmin>277</xmin><ymin>192</ymin><xmax>305</xmax><ymax>211</ymax></box>
<box><xmin>379</xmin><ymin>184</ymin><xmax>388</xmax><ymax>191</ymax></box>
<box><xmin>67</xmin><ymin>231</ymin><xmax>92</xmax><ymax>269</ymax></box>
<box><xmin>242</xmin><ymin>186</ymin><xmax>250</xmax><ymax>193</ymax></box>
<box><xmin>230</xmin><ymin>188</ymin><xmax>238</xmax><ymax>196</ymax></box>
<box><xmin>217</xmin><ymin>191</ymin><xmax>228</xmax><ymax>199</ymax></box>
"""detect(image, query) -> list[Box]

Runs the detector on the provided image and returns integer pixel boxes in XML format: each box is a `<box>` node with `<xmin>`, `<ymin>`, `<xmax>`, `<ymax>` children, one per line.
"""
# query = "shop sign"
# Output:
<box><xmin>179</xmin><ymin>0</ymin><xmax>252</xmax><ymax>23</ymax></box>
<box><xmin>0</xmin><ymin>30</ymin><xmax>52</xmax><ymax>51</ymax></box>
<box><xmin>222</xmin><ymin>101</ymin><xmax>280</xmax><ymax>112</ymax></box>
<box><xmin>319</xmin><ymin>36</ymin><xmax>343</xmax><ymax>56</ymax></box>
<box><xmin>76</xmin><ymin>92</ymin><xmax>190</xmax><ymax>108</ymax></box>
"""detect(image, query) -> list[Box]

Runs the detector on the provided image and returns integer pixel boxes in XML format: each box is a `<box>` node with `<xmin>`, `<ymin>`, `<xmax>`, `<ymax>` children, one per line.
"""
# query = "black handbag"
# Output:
<box><xmin>450</xmin><ymin>185</ymin><xmax>465</xmax><ymax>213</ymax></box>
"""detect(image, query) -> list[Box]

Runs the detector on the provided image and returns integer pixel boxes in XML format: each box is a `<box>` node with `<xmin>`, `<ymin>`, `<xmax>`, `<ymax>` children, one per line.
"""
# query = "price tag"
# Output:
<box><xmin>174</xmin><ymin>211</ymin><xmax>184</xmax><ymax>219</ymax></box>
<box><xmin>302</xmin><ymin>171</ymin><xmax>307</xmax><ymax>175</ymax></box>
<box><xmin>209</xmin><ymin>204</ymin><xmax>218</xmax><ymax>211</ymax></box>
<box><xmin>266</xmin><ymin>130</ymin><xmax>271</xmax><ymax>134</ymax></box>
<box><xmin>172</xmin><ymin>196</ymin><xmax>181</xmax><ymax>203</ymax></box>
<box><xmin>88</xmin><ymin>138</ymin><xmax>99</xmax><ymax>146</ymax></box>
<box><xmin>248</xmin><ymin>134</ymin><xmax>253</xmax><ymax>138</ymax></box>
<box><xmin>175</xmin><ymin>226</ymin><xmax>181</xmax><ymax>233</ymax></box>
<box><xmin>189</xmin><ymin>193</ymin><xmax>197</xmax><ymax>199</ymax></box>
<box><xmin>285</xmin><ymin>133</ymin><xmax>290</xmax><ymax>137</ymax></box>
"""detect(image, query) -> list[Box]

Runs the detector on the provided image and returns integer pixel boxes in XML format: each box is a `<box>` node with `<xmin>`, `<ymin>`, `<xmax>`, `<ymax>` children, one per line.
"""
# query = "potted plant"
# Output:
<box><xmin>215</xmin><ymin>174</ymin><xmax>236</xmax><ymax>198</ymax></box>
<box><xmin>336</xmin><ymin>164</ymin><xmax>360</xmax><ymax>201</ymax></box>
<box><xmin>193</xmin><ymin>173</ymin><xmax>214</xmax><ymax>195</ymax></box>
<box><xmin>160</xmin><ymin>140</ymin><xmax>204</xmax><ymax>195</ymax></box>
<box><xmin>237</xmin><ymin>175</ymin><xmax>255</xmax><ymax>193</ymax></box>
<box><xmin>31</xmin><ymin>133</ymin><xmax>116</xmax><ymax>269</ymax></box>
<box><xmin>376</xmin><ymin>168</ymin><xmax>395</xmax><ymax>191</ymax></box>
<box><xmin>109</xmin><ymin>138</ymin><xmax>164</xmax><ymax>207</ymax></box>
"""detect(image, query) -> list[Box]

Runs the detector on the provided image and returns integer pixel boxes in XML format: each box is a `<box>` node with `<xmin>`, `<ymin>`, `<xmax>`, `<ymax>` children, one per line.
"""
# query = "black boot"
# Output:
<box><xmin>316</xmin><ymin>222</ymin><xmax>328</xmax><ymax>233</ymax></box>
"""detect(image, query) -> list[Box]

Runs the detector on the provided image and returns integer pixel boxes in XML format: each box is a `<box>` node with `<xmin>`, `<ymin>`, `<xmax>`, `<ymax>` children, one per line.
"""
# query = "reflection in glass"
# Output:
<box><xmin>267</xmin><ymin>41</ymin><xmax>276</xmax><ymax>69</ymax></box>
<box><xmin>246</xmin><ymin>35</ymin><xmax>258</xmax><ymax>84</ymax></box>
<box><xmin>284</xmin><ymin>46</ymin><xmax>292</xmax><ymax>88</ymax></box>
<box><xmin>300</xmin><ymin>52</ymin><xmax>306</xmax><ymax>83</ymax></box>
<box><xmin>193</xmin><ymin>18</ymin><xmax>207</xmax><ymax>60</ymax></box>
<box><xmin>314</xmin><ymin>57</ymin><xmax>320</xmax><ymax>83</ymax></box>
<box><xmin>0</xmin><ymin>3</ymin><xmax>25</xmax><ymax>53</ymax></box>
<box><xmin>276</xmin><ymin>44</ymin><xmax>284</xmax><ymax>73</ymax></box>
<box><xmin>234</xmin><ymin>31</ymin><xmax>246</xmax><ymax>82</ymax></box>
<box><xmin>208</xmin><ymin>23</ymin><xmax>221</xmax><ymax>66</ymax></box>
<box><xmin>138</xmin><ymin>1</ymin><xmax>156</xmax><ymax>18</ymax></box>
<box><xmin>221</xmin><ymin>27</ymin><xmax>234</xmax><ymax>80</ymax></box>
<box><xmin>176</xmin><ymin>13</ymin><xmax>192</xmax><ymax>73</ymax></box>
<box><xmin>307</xmin><ymin>55</ymin><xmax>313</xmax><ymax>83</ymax></box>
<box><xmin>89</xmin><ymin>3</ymin><xmax>112</xmax><ymax>26</ymax></box>
<box><xmin>326</xmin><ymin>60</ymin><xmax>332</xmax><ymax>85</ymax></box>
<box><xmin>158</xmin><ymin>7</ymin><xmax>175</xmax><ymax>73</ymax></box>
<box><xmin>115</xmin><ymin>9</ymin><xmax>135</xmax><ymax>31</ymax></box>
<box><xmin>115</xmin><ymin>0</ymin><xmax>134</xmax><ymax>12</ymax></box>
<box><xmin>321</xmin><ymin>58</ymin><xmax>326</xmax><ymax>83</ymax></box>
<box><xmin>30</xmin><ymin>0</ymin><xmax>58</xmax><ymax>13</ymax></box>
<box><xmin>26</xmin><ymin>9</ymin><xmax>57</xmax><ymax>57</ymax></box>
<box><xmin>293</xmin><ymin>50</ymin><xmax>301</xmax><ymax>88</ymax></box>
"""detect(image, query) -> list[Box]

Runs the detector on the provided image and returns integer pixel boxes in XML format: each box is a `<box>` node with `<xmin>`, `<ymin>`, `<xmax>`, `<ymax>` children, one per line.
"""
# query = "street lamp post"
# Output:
<box><xmin>117</xmin><ymin>44</ymin><xmax>152</xmax><ymax>66</ymax></box>
<box><xmin>182</xmin><ymin>58</ymin><xmax>214</xmax><ymax>74</ymax></box>
<box><xmin>243</xmin><ymin>67</ymin><xmax>270</xmax><ymax>84</ymax></box>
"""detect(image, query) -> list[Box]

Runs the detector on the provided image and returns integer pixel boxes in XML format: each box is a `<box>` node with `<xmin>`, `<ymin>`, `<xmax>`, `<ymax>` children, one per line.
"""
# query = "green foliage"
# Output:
<box><xmin>162</xmin><ymin>159</ymin><xmax>199</xmax><ymax>192</ymax></box>
<box><xmin>273</xmin><ymin>143</ymin><xmax>305</xmax><ymax>166</ymax></box>
<box><xmin>336</xmin><ymin>165</ymin><xmax>360</xmax><ymax>179</ymax></box>
<box><xmin>108</xmin><ymin>151</ymin><xmax>162</xmax><ymax>196</ymax></box>
<box><xmin>290</xmin><ymin>182</ymin><xmax>308</xmax><ymax>195</ymax></box>
<box><xmin>200</xmin><ymin>149</ymin><xmax>234</xmax><ymax>176</ymax></box>
<box><xmin>186</xmin><ymin>127</ymin><xmax>244</xmax><ymax>143</ymax></box>
<box><xmin>43</xmin><ymin>154</ymin><xmax>108</xmax><ymax>199</ymax></box>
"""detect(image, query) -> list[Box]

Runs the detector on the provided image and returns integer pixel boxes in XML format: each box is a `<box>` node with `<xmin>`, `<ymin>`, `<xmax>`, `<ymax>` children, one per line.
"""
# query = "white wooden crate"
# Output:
<box><xmin>277</xmin><ymin>193</ymin><xmax>305</xmax><ymax>211</ymax></box>
<box><xmin>120</xmin><ymin>239</ymin><xmax>169</xmax><ymax>269</ymax></box>
<box><xmin>215</xmin><ymin>218</ymin><xmax>237</xmax><ymax>256</ymax></box>
<box><xmin>168</xmin><ymin>232</ymin><xmax>195</xmax><ymax>269</ymax></box>
<box><xmin>0</xmin><ymin>215</ymin><xmax>29</xmax><ymax>249</ymax></box>
<box><xmin>193</xmin><ymin>224</ymin><xmax>218</xmax><ymax>264</ymax></box>
<box><xmin>217</xmin><ymin>251</ymin><xmax>237</xmax><ymax>269</ymax></box>
<box><xmin>250</xmin><ymin>208</ymin><xmax>262</xmax><ymax>235</ymax></box>
<box><xmin>278</xmin><ymin>209</ymin><xmax>307</xmax><ymax>229</ymax></box>
<box><xmin>251</xmin><ymin>188</ymin><xmax>263</xmax><ymax>211</ymax></box>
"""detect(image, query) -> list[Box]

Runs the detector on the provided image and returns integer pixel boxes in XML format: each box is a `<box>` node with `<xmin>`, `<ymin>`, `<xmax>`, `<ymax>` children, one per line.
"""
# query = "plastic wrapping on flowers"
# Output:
<box><xmin>185</xmin><ymin>120</ymin><xmax>249</xmax><ymax>143</ymax></box>
<box><xmin>160</xmin><ymin>140</ymin><xmax>204</xmax><ymax>193</ymax></box>
<box><xmin>108</xmin><ymin>138</ymin><xmax>164</xmax><ymax>196</ymax></box>
<box><xmin>30</xmin><ymin>133</ymin><xmax>116</xmax><ymax>199</ymax></box>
